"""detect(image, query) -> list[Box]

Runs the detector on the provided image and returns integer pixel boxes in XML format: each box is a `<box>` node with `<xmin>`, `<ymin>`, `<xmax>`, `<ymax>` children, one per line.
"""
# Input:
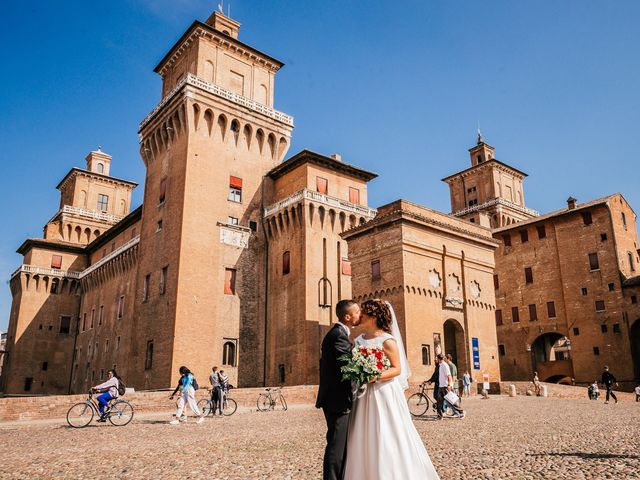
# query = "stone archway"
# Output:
<box><xmin>443</xmin><ymin>319</ymin><xmax>468</xmax><ymax>373</ymax></box>
<box><xmin>631</xmin><ymin>319</ymin><xmax>640</xmax><ymax>381</ymax></box>
<box><xmin>531</xmin><ymin>332</ymin><xmax>574</xmax><ymax>383</ymax></box>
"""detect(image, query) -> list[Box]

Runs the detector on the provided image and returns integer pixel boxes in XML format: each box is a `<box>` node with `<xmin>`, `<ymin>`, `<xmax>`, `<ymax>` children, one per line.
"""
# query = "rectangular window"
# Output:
<box><xmin>42</xmin><ymin>361</ymin><xmax>48</xmax><ymax>371</ymax></box>
<box><xmin>593</xmin><ymin>346</ymin><xmax>600</xmax><ymax>355</ymax></box>
<box><xmin>228</xmin><ymin>216</ymin><xmax>239</xmax><ymax>226</ymax></box>
<box><xmin>156</xmin><ymin>220</ymin><xmax>163</xmax><ymax>232</ymax></box>
<box><xmin>581</xmin><ymin>211</ymin><xmax>592</xmax><ymax>225</ymax></box>
<box><xmin>24</xmin><ymin>377</ymin><xmax>33</xmax><ymax>392</ymax></box>
<box><xmin>622</xmin><ymin>212</ymin><xmax>627</xmax><ymax>230</ymax></box>
<box><xmin>512</xmin><ymin>306</ymin><xmax>520</xmax><ymax>323</ymax></box>
<box><xmin>600</xmin><ymin>324</ymin><xmax>608</xmax><ymax>333</ymax></box>
<box><xmin>283</xmin><ymin>251</ymin><xmax>290</xmax><ymax>275</ymax></box>
<box><xmin>371</xmin><ymin>260</ymin><xmax>381</xmax><ymax>280</ymax></box>
<box><xmin>228</xmin><ymin>176</ymin><xmax>242</xmax><ymax>202</ymax></box>
<box><xmin>349</xmin><ymin>187</ymin><xmax>360</xmax><ymax>205</ymax></box>
<box><xmin>249</xmin><ymin>221</ymin><xmax>258</xmax><ymax>232</ymax></box>
<box><xmin>116</xmin><ymin>336</ymin><xmax>120</xmax><ymax>351</ymax></box>
<box><xmin>278</xmin><ymin>364</ymin><xmax>286</xmax><ymax>384</ymax></box>
<box><xmin>145</xmin><ymin>340</ymin><xmax>153</xmax><ymax>370</ymax></box>
<box><xmin>82</xmin><ymin>313</ymin><xmax>86</xmax><ymax>331</ymax></box>
<box><xmin>502</xmin><ymin>234</ymin><xmax>511</xmax><ymax>247</ymax></box>
<box><xmin>632</xmin><ymin>295</ymin><xmax>638</xmax><ymax>305</ymax></box>
<box><xmin>493</xmin><ymin>274</ymin><xmax>499</xmax><ymax>290</ymax></box>
<box><xmin>581</xmin><ymin>287</ymin><xmax>588</xmax><ymax>296</ymax></box>
<box><xmin>613</xmin><ymin>323</ymin><xmax>621</xmax><ymax>334</ymax></box>
<box><xmin>117</xmin><ymin>296</ymin><xmax>125</xmax><ymax>319</ymax></box>
<box><xmin>51</xmin><ymin>255</ymin><xmax>63</xmax><ymax>269</ymax></box>
<box><xmin>495</xmin><ymin>309</ymin><xmax>503</xmax><ymax>326</ymax></box>
<box><xmin>316</xmin><ymin>177</ymin><xmax>328</xmax><ymax>194</ymax></box>
<box><xmin>59</xmin><ymin>316</ymin><xmax>71</xmax><ymax>335</ymax></box>
<box><xmin>536</xmin><ymin>225</ymin><xmax>546</xmax><ymax>239</ymax></box>
<box><xmin>105</xmin><ymin>339</ymin><xmax>109</xmax><ymax>353</ymax></box>
<box><xmin>608</xmin><ymin>283</ymin><xmax>615</xmax><ymax>292</ymax></box>
<box><xmin>546</xmin><ymin>301</ymin><xmax>556</xmax><ymax>318</ymax></box>
<box><xmin>528</xmin><ymin>304</ymin><xmax>538</xmax><ymax>321</ymax></box>
<box><xmin>630</xmin><ymin>252</ymin><xmax>636</xmax><ymax>272</ymax></box>
<box><xmin>524</xmin><ymin>267</ymin><xmax>533</xmax><ymax>284</ymax></box>
<box><xmin>600</xmin><ymin>233</ymin><xmax>608</xmax><ymax>241</ymax></box>
<box><xmin>159</xmin><ymin>178</ymin><xmax>167</xmax><ymax>204</ymax></box>
<box><xmin>595</xmin><ymin>300</ymin><xmax>605</xmax><ymax>312</ymax></box>
<box><xmin>588</xmin><ymin>253</ymin><xmax>599</xmax><ymax>271</ymax></box>
<box><xmin>498</xmin><ymin>344</ymin><xmax>506</xmax><ymax>356</ymax></box>
<box><xmin>132</xmin><ymin>227</ymin><xmax>137</xmax><ymax>239</ymax></box>
<box><xmin>421</xmin><ymin>345</ymin><xmax>431</xmax><ymax>365</ymax></box>
<box><xmin>520</xmin><ymin>229</ymin><xmax>529</xmax><ymax>243</ymax></box>
<box><xmin>98</xmin><ymin>305</ymin><xmax>104</xmax><ymax>326</ymax></box>
<box><xmin>143</xmin><ymin>274</ymin><xmax>150</xmax><ymax>301</ymax></box>
<box><xmin>341</xmin><ymin>258</ymin><xmax>352</xmax><ymax>276</ymax></box>
<box><xmin>224</xmin><ymin>268</ymin><xmax>236</xmax><ymax>295</ymax></box>
<box><xmin>573</xmin><ymin>327</ymin><xmax>580</xmax><ymax>336</ymax></box>
<box><xmin>90</xmin><ymin>309</ymin><xmax>95</xmax><ymax>329</ymax></box>
<box><xmin>160</xmin><ymin>266</ymin><xmax>168</xmax><ymax>295</ymax></box>
<box><xmin>97</xmin><ymin>194</ymin><xmax>109</xmax><ymax>212</ymax></box>
<box><xmin>468</xmin><ymin>199</ymin><xmax>478</xmax><ymax>207</ymax></box>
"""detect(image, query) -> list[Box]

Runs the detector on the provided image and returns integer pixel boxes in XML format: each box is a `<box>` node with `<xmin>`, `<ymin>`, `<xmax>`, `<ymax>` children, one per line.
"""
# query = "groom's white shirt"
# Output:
<box><xmin>336</xmin><ymin>321</ymin><xmax>350</xmax><ymax>337</ymax></box>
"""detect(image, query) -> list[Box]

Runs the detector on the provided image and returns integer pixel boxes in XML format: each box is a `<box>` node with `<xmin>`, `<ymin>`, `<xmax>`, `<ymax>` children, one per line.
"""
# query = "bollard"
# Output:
<box><xmin>541</xmin><ymin>385</ymin><xmax>548</xmax><ymax>398</ymax></box>
<box><xmin>509</xmin><ymin>384</ymin><xmax>516</xmax><ymax>397</ymax></box>
<box><xmin>481</xmin><ymin>389</ymin><xmax>489</xmax><ymax>399</ymax></box>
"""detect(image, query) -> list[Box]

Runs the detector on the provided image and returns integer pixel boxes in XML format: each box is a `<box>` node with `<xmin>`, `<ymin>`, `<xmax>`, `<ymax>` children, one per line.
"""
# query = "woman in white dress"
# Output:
<box><xmin>344</xmin><ymin>299</ymin><xmax>440</xmax><ymax>479</ymax></box>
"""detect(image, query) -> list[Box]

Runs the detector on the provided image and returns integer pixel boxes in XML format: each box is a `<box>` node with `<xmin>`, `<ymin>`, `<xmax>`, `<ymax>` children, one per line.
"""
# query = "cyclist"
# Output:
<box><xmin>169</xmin><ymin>366</ymin><xmax>204</xmax><ymax>424</ymax></box>
<box><xmin>91</xmin><ymin>369</ymin><xmax>120</xmax><ymax>422</ymax></box>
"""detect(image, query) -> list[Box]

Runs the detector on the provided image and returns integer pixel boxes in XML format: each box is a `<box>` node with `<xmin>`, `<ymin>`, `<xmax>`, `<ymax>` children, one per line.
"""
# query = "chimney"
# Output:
<box><xmin>567</xmin><ymin>196</ymin><xmax>577</xmax><ymax>210</ymax></box>
<box><xmin>330</xmin><ymin>153</ymin><xmax>342</xmax><ymax>162</ymax></box>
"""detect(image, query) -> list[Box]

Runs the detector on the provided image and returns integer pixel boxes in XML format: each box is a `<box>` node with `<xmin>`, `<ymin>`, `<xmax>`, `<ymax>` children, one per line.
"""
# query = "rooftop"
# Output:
<box><xmin>268</xmin><ymin>149</ymin><xmax>378</xmax><ymax>182</ymax></box>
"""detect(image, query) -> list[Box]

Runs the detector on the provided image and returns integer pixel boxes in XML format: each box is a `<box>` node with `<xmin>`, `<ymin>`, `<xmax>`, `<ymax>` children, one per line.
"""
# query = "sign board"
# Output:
<box><xmin>482</xmin><ymin>373</ymin><xmax>490</xmax><ymax>391</ymax></box>
<box><xmin>472</xmin><ymin>337</ymin><xmax>480</xmax><ymax>370</ymax></box>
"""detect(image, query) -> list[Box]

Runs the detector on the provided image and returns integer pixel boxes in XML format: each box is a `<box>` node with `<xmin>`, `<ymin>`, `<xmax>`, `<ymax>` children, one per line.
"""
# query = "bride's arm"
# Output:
<box><xmin>373</xmin><ymin>339</ymin><xmax>401</xmax><ymax>383</ymax></box>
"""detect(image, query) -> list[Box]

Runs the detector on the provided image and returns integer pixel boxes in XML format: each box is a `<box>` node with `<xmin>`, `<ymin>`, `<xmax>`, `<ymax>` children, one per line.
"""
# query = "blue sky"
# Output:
<box><xmin>1</xmin><ymin>0</ymin><xmax>639</xmax><ymax>330</ymax></box>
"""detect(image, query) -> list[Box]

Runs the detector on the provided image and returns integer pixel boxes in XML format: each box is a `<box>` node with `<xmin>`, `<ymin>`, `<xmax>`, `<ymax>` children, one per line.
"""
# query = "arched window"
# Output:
<box><xmin>222</xmin><ymin>341</ymin><xmax>236</xmax><ymax>367</ymax></box>
<box><xmin>421</xmin><ymin>345</ymin><xmax>431</xmax><ymax>365</ymax></box>
<box><xmin>96</xmin><ymin>163</ymin><xmax>104</xmax><ymax>174</ymax></box>
<box><xmin>283</xmin><ymin>251</ymin><xmax>290</xmax><ymax>275</ymax></box>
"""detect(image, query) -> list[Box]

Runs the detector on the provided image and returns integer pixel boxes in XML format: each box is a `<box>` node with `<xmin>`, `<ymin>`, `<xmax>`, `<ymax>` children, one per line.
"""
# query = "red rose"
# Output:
<box><xmin>377</xmin><ymin>361</ymin><xmax>384</xmax><ymax>370</ymax></box>
<box><xmin>375</xmin><ymin>351</ymin><xmax>383</xmax><ymax>360</ymax></box>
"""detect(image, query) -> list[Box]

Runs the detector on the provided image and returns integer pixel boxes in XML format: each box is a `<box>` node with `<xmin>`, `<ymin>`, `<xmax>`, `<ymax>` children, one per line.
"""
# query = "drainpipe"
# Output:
<box><xmin>67</xmin><ymin>291</ymin><xmax>82</xmax><ymax>394</ymax></box>
<box><xmin>260</xmin><ymin>177</ymin><xmax>270</xmax><ymax>387</ymax></box>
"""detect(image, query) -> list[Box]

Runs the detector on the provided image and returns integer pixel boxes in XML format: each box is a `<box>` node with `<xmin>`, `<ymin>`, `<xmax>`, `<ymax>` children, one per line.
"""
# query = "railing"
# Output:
<box><xmin>54</xmin><ymin>205</ymin><xmax>123</xmax><ymax>223</ymax></box>
<box><xmin>453</xmin><ymin>197</ymin><xmax>539</xmax><ymax>218</ymax></box>
<box><xmin>11</xmin><ymin>265</ymin><xmax>81</xmax><ymax>280</ymax></box>
<box><xmin>264</xmin><ymin>188</ymin><xmax>378</xmax><ymax>218</ymax></box>
<box><xmin>79</xmin><ymin>235</ymin><xmax>140</xmax><ymax>278</ymax></box>
<box><xmin>139</xmin><ymin>73</ymin><xmax>294</xmax><ymax>130</ymax></box>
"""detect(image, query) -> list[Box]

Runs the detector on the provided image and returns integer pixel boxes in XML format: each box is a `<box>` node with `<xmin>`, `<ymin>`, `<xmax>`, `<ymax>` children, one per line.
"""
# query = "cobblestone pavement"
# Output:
<box><xmin>0</xmin><ymin>396</ymin><xmax>638</xmax><ymax>479</ymax></box>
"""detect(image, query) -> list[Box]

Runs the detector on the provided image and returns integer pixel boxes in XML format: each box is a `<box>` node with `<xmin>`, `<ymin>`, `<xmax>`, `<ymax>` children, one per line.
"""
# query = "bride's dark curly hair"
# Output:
<box><xmin>361</xmin><ymin>299</ymin><xmax>393</xmax><ymax>333</ymax></box>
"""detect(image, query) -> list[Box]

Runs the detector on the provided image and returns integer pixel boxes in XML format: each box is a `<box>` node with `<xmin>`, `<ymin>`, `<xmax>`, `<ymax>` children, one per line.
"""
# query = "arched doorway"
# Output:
<box><xmin>443</xmin><ymin>319</ymin><xmax>468</xmax><ymax>372</ymax></box>
<box><xmin>631</xmin><ymin>320</ymin><xmax>640</xmax><ymax>381</ymax></box>
<box><xmin>531</xmin><ymin>332</ymin><xmax>574</xmax><ymax>383</ymax></box>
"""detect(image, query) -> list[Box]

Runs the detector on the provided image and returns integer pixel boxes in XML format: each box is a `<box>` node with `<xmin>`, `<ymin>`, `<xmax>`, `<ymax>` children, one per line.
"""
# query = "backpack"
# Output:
<box><xmin>117</xmin><ymin>377</ymin><xmax>126</xmax><ymax>396</ymax></box>
<box><xmin>191</xmin><ymin>376</ymin><xmax>199</xmax><ymax>391</ymax></box>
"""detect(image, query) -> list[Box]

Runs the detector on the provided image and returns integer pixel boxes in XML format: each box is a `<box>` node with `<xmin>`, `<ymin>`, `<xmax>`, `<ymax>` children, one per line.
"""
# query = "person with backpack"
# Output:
<box><xmin>91</xmin><ymin>369</ymin><xmax>120</xmax><ymax>422</ymax></box>
<box><xmin>169</xmin><ymin>366</ymin><xmax>204</xmax><ymax>424</ymax></box>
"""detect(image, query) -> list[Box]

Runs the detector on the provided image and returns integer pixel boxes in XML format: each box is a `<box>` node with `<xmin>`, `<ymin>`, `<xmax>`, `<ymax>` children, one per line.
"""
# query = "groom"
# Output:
<box><xmin>316</xmin><ymin>299</ymin><xmax>361</xmax><ymax>480</ymax></box>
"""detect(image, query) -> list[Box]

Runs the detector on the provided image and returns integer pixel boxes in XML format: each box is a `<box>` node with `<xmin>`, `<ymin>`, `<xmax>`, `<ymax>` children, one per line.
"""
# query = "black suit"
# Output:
<box><xmin>316</xmin><ymin>323</ymin><xmax>353</xmax><ymax>480</ymax></box>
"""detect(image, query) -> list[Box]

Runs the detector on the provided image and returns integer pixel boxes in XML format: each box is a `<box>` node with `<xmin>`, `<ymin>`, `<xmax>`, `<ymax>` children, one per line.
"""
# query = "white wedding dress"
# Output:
<box><xmin>344</xmin><ymin>332</ymin><xmax>440</xmax><ymax>480</ymax></box>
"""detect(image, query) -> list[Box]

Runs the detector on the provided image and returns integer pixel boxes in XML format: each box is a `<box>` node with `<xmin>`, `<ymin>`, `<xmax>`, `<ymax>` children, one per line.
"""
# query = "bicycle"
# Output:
<box><xmin>66</xmin><ymin>391</ymin><xmax>134</xmax><ymax>428</ymax></box>
<box><xmin>256</xmin><ymin>387</ymin><xmax>287</xmax><ymax>411</ymax></box>
<box><xmin>407</xmin><ymin>382</ymin><xmax>453</xmax><ymax>418</ymax></box>
<box><xmin>197</xmin><ymin>388</ymin><xmax>237</xmax><ymax>416</ymax></box>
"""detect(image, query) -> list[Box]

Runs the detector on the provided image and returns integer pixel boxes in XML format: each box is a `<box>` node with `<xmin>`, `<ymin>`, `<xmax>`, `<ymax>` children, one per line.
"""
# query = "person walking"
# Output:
<box><xmin>209</xmin><ymin>366</ymin><xmax>223</xmax><ymax>416</ymax></box>
<box><xmin>219</xmin><ymin>369</ymin><xmax>230</xmax><ymax>413</ymax></box>
<box><xmin>445</xmin><ymin>354</ymin><xmax>458</xmax><ymax>394</ymax></box>
<box><xmin>437</xmin><ymin>354</ymin><xmax>464</xmax><ymax>419</ymax></box>
<box><xmin>316</xmin><ymin>299</ymin><xmax>361</xmax><ymax>480</ymax></box>
<box><xmin>427</xmin><ymin>357</ymin><xmax>441</xmax><ymax>408</ymax></box>
<box><xmin>169</xmin><ymin>366</ymin><xmax>204</xmax><ymax>424</ymax></box>
<box><xmin>601</xmin><ymin>365</ymin><xmax>618</xmax><ymax>404</ymax></box>
<box><xmin>462</xmin><ymin>371</ymin><xmax>472</xmax><ymax>397</ymax></box>
<box><xmin>91</xmin><ymin>369</ymin><xmax>120</xmax><ymax>422</ymax></box>
<box><xmin>533</xmin><ymin>372</ymin><xmax>541</xmax><ymax>396</ymax></box>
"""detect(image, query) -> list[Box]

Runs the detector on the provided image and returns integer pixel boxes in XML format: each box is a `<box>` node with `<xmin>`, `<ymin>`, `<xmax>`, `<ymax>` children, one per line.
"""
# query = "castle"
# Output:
<box><xmin>2</xmin><ymin>9</ymin><xmax>639</xmax><ymax>395</ymax></box>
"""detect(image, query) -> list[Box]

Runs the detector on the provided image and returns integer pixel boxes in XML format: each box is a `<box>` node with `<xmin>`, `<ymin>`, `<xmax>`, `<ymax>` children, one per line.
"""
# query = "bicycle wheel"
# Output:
<box><xmin>66</xmin><ymin>402</ymin><xmax>94</xmax><ymax>428</ymax></box>
<box><xmin>223</xmin><ymin>398</ymin><xmax>237</xmax><ymax>416</ymax></box>
<box><xmin>198</xmin><ymin>398</ymin><xmax>213</xmax><ymax>416</ymax></box>
<box><xmin>277</xmin><ymin>394</ymin><xmax>288</xmax><ymax>411</ymax></box>
<box><xmin>257</xmin><ymin>393</ymin><xmax>271</xmax><ymax>412</ymax></box>
<box><xmin>108</xmin><ymin>400</ymin><xmax>134</xmax><ymax>426</ymax></box>
<box><xmin>407</xmin><ymin>393</ymin><xmax>430</xmax><ymax>417</ymax></box>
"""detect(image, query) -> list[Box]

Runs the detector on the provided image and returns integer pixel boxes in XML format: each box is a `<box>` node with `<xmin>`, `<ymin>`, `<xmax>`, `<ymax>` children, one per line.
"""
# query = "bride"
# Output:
<box><xmin>344</xmin><ymin>299</ymin><xmax>440</xmax><ymax>479</ymax></box>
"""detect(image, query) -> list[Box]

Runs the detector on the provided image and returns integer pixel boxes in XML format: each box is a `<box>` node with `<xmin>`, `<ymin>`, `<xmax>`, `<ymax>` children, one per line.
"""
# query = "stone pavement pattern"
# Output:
<box><xmin>0</xmin><ymin>397</ymin><xmax>638</xmax><ymax>479</ymax></box>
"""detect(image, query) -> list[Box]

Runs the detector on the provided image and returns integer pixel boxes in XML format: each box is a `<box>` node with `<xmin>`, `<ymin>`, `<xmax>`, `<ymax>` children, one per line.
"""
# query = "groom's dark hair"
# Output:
<box><xmin>336</xmin><ymin>299</ymin><xmax>357</xmax><ymax>321</ymax></box>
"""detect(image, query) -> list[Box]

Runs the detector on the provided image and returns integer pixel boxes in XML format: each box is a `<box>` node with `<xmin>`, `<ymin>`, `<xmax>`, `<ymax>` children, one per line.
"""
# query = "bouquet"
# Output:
<box><xmin>339</xmin><ymin>345</ymin><xmax>391</xmax><ymax>386</ymax></box>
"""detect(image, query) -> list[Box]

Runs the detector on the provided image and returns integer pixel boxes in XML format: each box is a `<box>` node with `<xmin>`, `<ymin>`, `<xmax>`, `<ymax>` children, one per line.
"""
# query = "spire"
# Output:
<box><xmin>477</xmin><ymin>127</ymin><xmax>484</xmax><ymax>145</ymax></box>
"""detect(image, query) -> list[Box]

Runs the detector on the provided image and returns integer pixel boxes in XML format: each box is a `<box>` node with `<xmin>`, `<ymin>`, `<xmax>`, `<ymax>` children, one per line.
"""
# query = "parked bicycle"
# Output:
<box><xmin>256</xmin><ymin>387</ymin><xmax>287</xmax><ymax>411</ymax></box>
<box><xmin>66</xmin><ymin>391</ymin><xmax>134</xmax><ymax>428</ymax></box>
<box><xmin>198</xmin><ymin>388</ymin><xmax>237</xmax><ymax>416</ymax></box>
<box><xmin>407</xmin><ymin>381</ymin><xmax>453</xmax><ymax>417</ymax></box>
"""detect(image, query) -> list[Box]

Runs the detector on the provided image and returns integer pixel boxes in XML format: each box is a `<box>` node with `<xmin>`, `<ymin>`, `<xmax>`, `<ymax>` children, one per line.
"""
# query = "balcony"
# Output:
<box><xmin>11</xmin><ymin>265</ymin><xmax>81</xmax><ymax>280</ymax></box>
<box><xmin>264</xmin><ymin>188</ymin><xmax>377</xmax><ymax>219</ymax></box>
<box><xmin>48</xmin><ymin>205</ymin><xmax>124</xmax><ymax>225</ymax></box>
<box><xmin>139</xmin><ymin>73</ymin><xmax>294</xmax><ymax>131</ymax></box>
<box><xmin>453</xmin><ymin>197</ymin><xmax>539</xmax><ymax>218</ymax></box>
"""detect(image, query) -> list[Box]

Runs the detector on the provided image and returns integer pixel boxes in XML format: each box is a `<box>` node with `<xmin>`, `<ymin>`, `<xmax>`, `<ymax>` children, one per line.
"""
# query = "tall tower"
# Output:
<box><xmin>134</xmin><ymin>10</ymin><xmax>293</xmax><ymax>388</ymax></box>
<box><xmin>442</xmin><ymin>133</ymin><xmax>538</xmax><ymax>228</ymax></box>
